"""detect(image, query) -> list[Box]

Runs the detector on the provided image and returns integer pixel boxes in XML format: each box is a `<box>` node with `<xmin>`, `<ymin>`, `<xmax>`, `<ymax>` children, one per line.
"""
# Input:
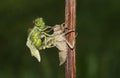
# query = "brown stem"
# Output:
<box><xmin>65</xmin><ymin>0</ymin><xmax>76</xmax><ymax>78</ymax></box>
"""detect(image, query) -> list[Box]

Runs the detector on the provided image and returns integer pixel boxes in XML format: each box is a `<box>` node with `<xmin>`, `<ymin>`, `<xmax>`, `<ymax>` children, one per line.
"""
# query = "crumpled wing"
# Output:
<box><xmin>26</xmin><ymin>38</ymin><xmax>41</xmax><ymax>62</ymax></box>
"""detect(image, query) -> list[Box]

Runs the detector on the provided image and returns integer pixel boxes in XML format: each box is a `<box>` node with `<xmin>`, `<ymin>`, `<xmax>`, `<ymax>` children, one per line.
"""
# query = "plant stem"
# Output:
<box><xmin>65</xmin><ymin>0</ymin><xmax>76</xmax><ymax>78</ymax></box>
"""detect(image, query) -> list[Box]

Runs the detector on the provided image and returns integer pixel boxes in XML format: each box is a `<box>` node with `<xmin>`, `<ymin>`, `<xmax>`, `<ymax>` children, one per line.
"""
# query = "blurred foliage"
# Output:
<box><xmin>0</xmin><ymin>0</ymin><xmax>120</xmax><ymax>78</ymax></box>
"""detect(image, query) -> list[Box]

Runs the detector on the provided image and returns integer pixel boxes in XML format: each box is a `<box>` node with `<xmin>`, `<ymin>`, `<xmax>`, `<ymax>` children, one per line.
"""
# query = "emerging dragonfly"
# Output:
<box><xmin>26</xmin><ymin>18</ymin><xmax>76</xmax><ymax>65</ymax></box>
<box><xmin>26</xmin><ymin>17</ymin><xmax>53</xmax><ymax>62</ymax></box>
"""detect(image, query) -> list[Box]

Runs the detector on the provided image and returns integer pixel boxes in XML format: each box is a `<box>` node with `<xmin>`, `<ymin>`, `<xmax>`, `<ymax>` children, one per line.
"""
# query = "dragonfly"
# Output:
<box><xmin>26</xmin><ymin>17</ymin><xmax>53</xmax><ymax>62</ymax></box>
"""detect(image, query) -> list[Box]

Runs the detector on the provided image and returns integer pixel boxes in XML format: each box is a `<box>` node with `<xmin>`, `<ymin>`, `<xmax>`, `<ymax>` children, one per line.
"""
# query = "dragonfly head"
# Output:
<box><xmin>34</xmin><ymin>17</ymin><xmax>45</xmax><ymax>30</ymax></box>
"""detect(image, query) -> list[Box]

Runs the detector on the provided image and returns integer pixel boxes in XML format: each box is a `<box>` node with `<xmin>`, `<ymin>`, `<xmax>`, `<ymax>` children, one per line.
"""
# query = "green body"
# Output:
<box><xmin>30</xmin><ymin>28</ymin><xmax>42</xmax><ymax>48</ymax></box>
<box><xmin>29</xmin><ymin>17</ymin><xmax>52</xmax><ymax>49</ymax></box>
<box><xmin>30</xmin><ymin>17</ymin><xmax>45</xmax><ymax>48</ymax></box>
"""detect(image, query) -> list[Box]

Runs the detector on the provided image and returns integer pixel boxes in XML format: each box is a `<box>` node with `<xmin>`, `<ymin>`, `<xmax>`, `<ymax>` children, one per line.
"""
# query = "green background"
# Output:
<box><xmin>0</xmin><ymin>0</ymin><xmax>120</xmax><ymax>78</ymax></box>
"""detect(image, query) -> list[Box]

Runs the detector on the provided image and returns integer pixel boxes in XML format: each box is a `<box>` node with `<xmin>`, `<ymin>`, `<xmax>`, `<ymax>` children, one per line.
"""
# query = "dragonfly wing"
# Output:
<box><xmin>26</xmin><ymin>38</ymin><xmax>41</xmax><ymax>62</ymax></box>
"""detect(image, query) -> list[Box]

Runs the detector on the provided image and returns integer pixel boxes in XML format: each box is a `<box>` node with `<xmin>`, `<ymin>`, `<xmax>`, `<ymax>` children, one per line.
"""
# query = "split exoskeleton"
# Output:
<box><xmin>26</xmin><ymin>18</ymin><xmax>75</xmax><ymax>65</ymax></box>
<box><xmin>43</xmin><ymin>24</ymin><xmax>76</xmax><ymax>65</ymax></box>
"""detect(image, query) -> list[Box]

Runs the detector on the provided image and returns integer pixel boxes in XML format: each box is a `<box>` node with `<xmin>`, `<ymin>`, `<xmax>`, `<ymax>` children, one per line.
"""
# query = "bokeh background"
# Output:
<box><xmin>0</xmin><ymin>0</ymin><xmax>120</xmax><ymax>78</ymax></box>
